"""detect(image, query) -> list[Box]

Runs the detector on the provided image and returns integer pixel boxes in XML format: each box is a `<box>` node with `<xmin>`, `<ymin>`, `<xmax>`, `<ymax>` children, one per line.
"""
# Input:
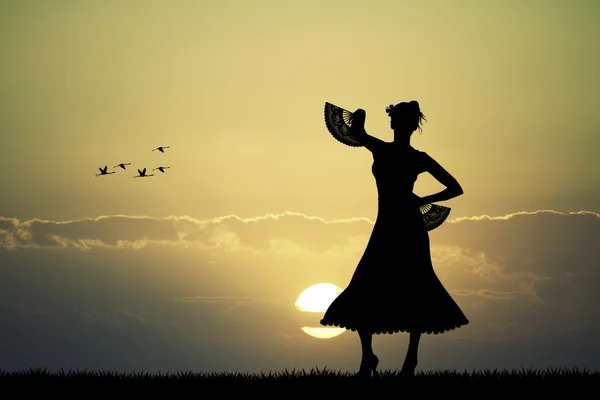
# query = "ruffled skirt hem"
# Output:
<box><xmin>319</xmin><ymin>318</ymin><xmax>469</xmax><ymax>335</ymax></box>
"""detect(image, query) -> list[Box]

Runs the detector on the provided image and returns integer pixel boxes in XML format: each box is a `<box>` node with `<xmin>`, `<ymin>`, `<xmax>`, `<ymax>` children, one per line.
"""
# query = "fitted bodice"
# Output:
<box><xmin>372</xmin><ymin>144</ymin><xmax>428</xmax><ymax>204</ymax></box>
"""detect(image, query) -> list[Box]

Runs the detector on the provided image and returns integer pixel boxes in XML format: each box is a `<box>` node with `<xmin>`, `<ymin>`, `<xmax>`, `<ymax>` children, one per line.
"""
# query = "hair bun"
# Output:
<box><xmin>409</xmin><ymin>100</ymin><xmax>420</xmax><ymax>110</ymax></box>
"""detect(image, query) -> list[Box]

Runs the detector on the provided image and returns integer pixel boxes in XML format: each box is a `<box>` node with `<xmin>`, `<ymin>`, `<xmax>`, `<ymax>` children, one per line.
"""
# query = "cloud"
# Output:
<box><xmin>0</xmin><ymin>212</ymin><xmax>373</xmax><ymax>253</ymax></box>
<box><xmin>75</xmin><ymin>309</ymin><xmax>147</xmax><ymax>328</ymax></box>
<box><xmin>173</xmin><ymin>296</ymin><xmax>256</xmax><ymax>304</ymax></box>
<box><xmin>3</xmin><ymin>209</ymin><xmax>597</xmax><ymax>252</ymax></box>
<box><xmin>0</xmin><ymin>215</ymin><xmax>183</xmax><ymax>250</ymax></box>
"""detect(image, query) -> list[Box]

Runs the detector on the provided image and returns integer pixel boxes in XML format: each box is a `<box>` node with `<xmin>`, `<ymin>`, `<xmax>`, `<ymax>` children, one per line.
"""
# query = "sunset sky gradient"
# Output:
<box><xmin>1</xmin><ymin>0</ymin><xmax>599</xmax><ymax>374</ymax></box>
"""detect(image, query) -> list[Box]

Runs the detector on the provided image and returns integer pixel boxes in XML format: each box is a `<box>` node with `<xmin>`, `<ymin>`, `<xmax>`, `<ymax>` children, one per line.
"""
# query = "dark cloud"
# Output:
<box><xmin>439</xmin><ymin>211</ymin><xmax>600</xmax><ymax>275</ymax></box>
<box><xmin>0</xmin><ymin>209</ymin><xmax>599</xmax><ymax>373</ymax></box>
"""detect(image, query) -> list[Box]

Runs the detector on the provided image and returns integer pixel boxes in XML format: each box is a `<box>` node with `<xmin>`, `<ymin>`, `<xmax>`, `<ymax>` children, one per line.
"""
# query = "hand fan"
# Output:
<box><xmin>420</xmin><ymin>203</ymin><xmax>451</xmax><ymax>231</ymax></box>
<box><xmin>324</xmin><ymin>101</ymin><xmax>451</xmax><ymax>231</ymax></box>
<box><xmin>324</xmin><ymin>102</ymin><xmax>363</xmax><ymax>147</ymax></box>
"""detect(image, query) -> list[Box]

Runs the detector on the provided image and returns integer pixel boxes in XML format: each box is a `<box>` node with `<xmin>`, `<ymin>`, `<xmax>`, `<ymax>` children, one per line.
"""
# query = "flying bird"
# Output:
<box><xmin>152</xmin><ymin>166</ymin><xmax>170</xmax><ymax>173</ymax></box>
<box><xmin>152</xmin><ymin>146</ymin><xmax>170</xmax><ymax>153</ymax></box>
<box><xmin>134</xmin><ymin>167</ymin><xmax>154</xmax><ymax>178</ymax></box>
<box><xmin>95</xmin><ymin>166</ymin><xmax>115</xmax><ymax>177</ymax></box>
<box><xmin>114</xmin><ymin>163</ymin><xmax>131</xmax><ymax>170</ymax></box>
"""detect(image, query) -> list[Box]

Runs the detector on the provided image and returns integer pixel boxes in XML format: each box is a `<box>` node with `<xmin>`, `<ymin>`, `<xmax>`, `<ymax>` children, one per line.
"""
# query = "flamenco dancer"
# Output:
<box><xmin>320</xmin><ymin>101</ymin><xmax>469</xmax><ymax>377</ymax></box>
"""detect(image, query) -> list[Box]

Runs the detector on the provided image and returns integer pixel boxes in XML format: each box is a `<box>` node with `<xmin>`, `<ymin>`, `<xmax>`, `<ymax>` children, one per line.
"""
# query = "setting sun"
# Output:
<box><xmin>295</xmin><ymin>283</ymin><xmax>343</xmax><ymax>312</ymax></box>
<box><xmin>296</xmin><ymin>283</ymin><xmax>346</xmax><ymax>339</ymax></box>
<box><xmin>300</xmin><ymin>327</ymin><xmax>346</xmax><ymax>339</ymax></box>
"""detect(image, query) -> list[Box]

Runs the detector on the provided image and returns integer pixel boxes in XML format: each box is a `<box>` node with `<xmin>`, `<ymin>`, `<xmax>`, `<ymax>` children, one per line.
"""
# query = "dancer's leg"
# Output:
<box><xmin>358</xmin><ymin>329</ymin><xmax>373</xmax><ymax>357</ymax></box>
<box><xmin>357</xmin><ymin>329</ymin><xmax>378</xmax><ymax>376</ymax></box>
<box><xmin>401</xmin><ymin>331</ymin><xmax>421</xmax><ymax>376</ymax></box>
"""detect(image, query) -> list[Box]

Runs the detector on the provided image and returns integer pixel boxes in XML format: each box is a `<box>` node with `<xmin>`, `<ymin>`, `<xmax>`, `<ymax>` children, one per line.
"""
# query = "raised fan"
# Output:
<box><xmin>324</xmin><ymin>102</ymin><xmax>363</xmax><ymax>147</ymax></box>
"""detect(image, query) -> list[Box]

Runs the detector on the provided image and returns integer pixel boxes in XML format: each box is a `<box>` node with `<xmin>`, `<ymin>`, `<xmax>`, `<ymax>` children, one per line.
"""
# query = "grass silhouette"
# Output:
<box><xmin>1</xmin><ymin>367</ymin><xmax>598</xmax><ymax>385</ymax></box>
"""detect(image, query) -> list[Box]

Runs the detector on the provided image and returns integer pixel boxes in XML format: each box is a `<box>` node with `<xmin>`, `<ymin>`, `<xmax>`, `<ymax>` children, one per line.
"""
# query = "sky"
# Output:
<box><xmin>1</xmin><ymin>0</ymin><xmax>599</xmax><ymax>374</ymax></box>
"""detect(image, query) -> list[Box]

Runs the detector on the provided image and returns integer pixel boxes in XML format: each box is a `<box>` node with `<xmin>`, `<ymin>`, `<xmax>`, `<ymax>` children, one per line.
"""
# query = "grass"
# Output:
<box><xmin>1</xmin><ymin>366</ymin><xmax>598</xmax><ymax>385</ymax></box>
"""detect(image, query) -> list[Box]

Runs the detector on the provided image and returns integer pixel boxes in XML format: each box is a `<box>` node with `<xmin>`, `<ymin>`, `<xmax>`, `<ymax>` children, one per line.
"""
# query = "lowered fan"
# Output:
<box><xmin>419</xmin><ymin>203</ymin><xmax>451</xmax><ymax>231</ymax></box>
<box><xmin>324</xmin><ymin>101</ymin><xmax>451</xmax><ymax>231</ymax></box>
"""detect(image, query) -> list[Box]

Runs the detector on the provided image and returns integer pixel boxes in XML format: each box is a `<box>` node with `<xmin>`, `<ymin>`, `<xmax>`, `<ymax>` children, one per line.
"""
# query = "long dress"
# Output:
<box><xmin>320</xmin><ymin>143</ymin><xmax>469</xmax><ymax>335</ymax></box>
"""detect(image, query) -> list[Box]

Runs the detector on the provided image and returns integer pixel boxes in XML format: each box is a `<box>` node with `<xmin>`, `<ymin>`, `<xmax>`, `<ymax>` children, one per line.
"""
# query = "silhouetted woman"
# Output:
<box><xmin>320</xmin><ymin>101</ymin><xmax>469</xmax><ymax>377</ymax></box>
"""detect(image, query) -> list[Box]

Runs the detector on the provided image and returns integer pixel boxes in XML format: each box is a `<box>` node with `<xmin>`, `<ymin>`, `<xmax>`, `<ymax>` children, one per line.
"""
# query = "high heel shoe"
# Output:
<box><xmin>356</xmin><ymin>354</ymin><xmax>379</xmax><ymax>378</ymax></box>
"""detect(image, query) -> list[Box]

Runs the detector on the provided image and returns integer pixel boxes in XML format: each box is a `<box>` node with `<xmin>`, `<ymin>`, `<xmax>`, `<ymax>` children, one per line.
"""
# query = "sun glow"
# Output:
<box><xmin>295</xmin><ymin>283</ymin><xmax>342</xmax><ymax>312</ymax></box>
<box><xmin>295</xmin><ymin>283</ymin><xmax>346</xmax><ymax>339</ymax></box>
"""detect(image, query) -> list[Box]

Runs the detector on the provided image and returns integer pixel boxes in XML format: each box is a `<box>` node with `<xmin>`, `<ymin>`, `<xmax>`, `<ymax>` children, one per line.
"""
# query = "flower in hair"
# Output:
<box><xmin>385</xmin><ymin>104</ymin><xmax>394</xmax><ymax>116</ymax></box>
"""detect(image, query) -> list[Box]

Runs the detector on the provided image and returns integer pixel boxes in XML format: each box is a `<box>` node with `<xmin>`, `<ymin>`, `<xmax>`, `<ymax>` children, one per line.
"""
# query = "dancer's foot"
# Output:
<box><xmin>399</xmin><ymin>359</ymin><xmax>417</xmax><ymax>377</ymax></box>
<box><xmin>356</xmin><ymin>354</ymin><xmax>379</xmax><ymax>378</ymax></box>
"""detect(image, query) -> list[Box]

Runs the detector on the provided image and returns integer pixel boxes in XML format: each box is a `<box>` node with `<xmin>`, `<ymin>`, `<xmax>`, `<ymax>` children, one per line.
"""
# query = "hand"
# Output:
<box><xmin>352</xmin><ymin>109</ymin><xmax>366</xmax><ymax>124</ymax></box>
<box><xmin>413</xmin><ymin>193</ymin><xmax>427</xmax><ymax>207</ymax></box>
<box><xmin>350</xmin><ymin>109</ymin><xmax>366</xmax><ymax>136</ymax></box>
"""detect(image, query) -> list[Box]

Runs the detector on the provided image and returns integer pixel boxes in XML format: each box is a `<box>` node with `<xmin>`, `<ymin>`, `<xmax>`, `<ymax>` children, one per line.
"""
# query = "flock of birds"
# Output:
<box><xmin>95</xmin><ymin>146</ymin><xmax>171</xmax><ymax>178</ymax></box>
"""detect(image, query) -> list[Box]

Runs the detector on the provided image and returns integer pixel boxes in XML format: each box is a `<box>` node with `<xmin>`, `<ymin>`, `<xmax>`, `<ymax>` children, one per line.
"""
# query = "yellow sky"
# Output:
<box><xmin>3</xmin><ymin>1</ymin><xmax>600</xmax><ymax>374</ymax></box>
<box><xmin>1</xmin><ymin>0</ymin><xmax>599</xmax><ymax>222</ymax></box>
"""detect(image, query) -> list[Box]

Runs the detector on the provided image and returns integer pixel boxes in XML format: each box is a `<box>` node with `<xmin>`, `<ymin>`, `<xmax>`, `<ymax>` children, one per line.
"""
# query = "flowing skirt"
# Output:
<box><xmin>320</xmin><ymin>200</ymin><xmax>469</xmax><ymax>335</ymax></box>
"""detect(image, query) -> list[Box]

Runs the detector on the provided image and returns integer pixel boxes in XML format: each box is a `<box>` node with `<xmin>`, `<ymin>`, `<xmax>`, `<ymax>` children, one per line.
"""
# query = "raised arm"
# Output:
<box><xmin>417</xmin><ymin>153</ymin><xmax>464</xmax><ymax>205</ymax></box>
<box><xmin>350</xmin><ymin>109</ymin><xmax>385</xmax><ymax>153</ymax></box>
